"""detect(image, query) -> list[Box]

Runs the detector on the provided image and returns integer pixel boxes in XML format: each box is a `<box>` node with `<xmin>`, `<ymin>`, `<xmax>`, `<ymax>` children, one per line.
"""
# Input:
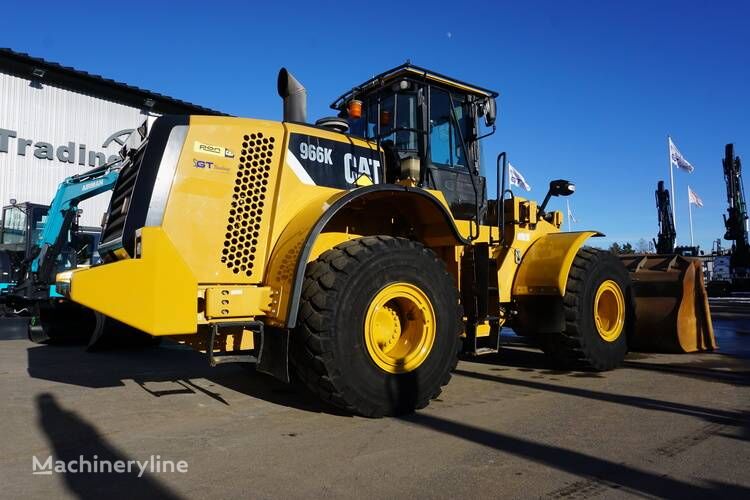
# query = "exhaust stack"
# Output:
<box><xmin>277</xmin><ymin>68</ymin><xmax>307</xmax><ymax>123</ymax></box>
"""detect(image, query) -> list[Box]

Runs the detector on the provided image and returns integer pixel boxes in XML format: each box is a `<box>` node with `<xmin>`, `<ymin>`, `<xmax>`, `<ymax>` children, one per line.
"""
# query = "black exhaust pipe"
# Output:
<box><xmin>277</xmin><ymin>68</ymin><xmax>307</xmax><ymax>123</ymax></box>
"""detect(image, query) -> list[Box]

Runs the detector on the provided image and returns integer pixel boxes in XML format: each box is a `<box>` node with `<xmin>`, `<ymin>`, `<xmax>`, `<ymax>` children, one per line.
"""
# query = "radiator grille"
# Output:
<box><xmin>100</xmin><ymin>145</ymin><xmax>146</xmax><ymax>249</ymax></box>
<box><xmin>221</xmin><ymin>132</ymin><xmax>275</xmax><ymax>276</ymax></box>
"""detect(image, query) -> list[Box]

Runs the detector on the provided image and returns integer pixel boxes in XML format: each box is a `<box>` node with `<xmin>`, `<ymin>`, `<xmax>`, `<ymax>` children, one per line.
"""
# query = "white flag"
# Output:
<box><xmin>567</xmin><ymin>205</ymin><xmax>577</xmax><ymax>223</ymax></box>
<box><xmin>669</xmin><ymin>137</ymin><xmax>695</xmax><ymax>173</ymax></box>
<box><xmin>508</xmin><ymin>163</ymin><xmax>531</xmax><ymax>191</ymax></box>
<box><xmin>688</xmin><ymin>186</ymin><xmax>703</xmax><ymax>207</ymax></box>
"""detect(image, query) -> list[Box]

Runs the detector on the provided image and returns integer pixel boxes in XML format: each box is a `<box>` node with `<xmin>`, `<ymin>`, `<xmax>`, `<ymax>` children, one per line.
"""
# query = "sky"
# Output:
<box><xmin>2</xmin><ymin>0</ymin><xmax>749</xmax><ymax>251</ymax></box>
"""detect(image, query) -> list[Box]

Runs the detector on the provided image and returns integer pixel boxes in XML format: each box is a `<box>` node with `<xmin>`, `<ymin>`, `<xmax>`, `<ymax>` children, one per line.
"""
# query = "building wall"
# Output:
<box><xmin>0</xmin><ymin>71</ymin><xmax>156</xmax><ymax>226</ymax></box>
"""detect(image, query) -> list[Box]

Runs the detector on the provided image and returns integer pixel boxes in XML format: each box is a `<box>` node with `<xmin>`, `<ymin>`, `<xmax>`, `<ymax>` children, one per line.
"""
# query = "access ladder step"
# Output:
<box><xmin>463</xmin><ymin>321</ymin><xmax>502</xmax><ymax>356</ymax></box>
<box><xmin>209</xmin><ymin>321</ymin><xmax>263</xmax><ymax>366</ymax></box>
<box><xmin>473</xmin><ymin>347</ymin><xmax>499</xmax><ymax>356</ymax></box>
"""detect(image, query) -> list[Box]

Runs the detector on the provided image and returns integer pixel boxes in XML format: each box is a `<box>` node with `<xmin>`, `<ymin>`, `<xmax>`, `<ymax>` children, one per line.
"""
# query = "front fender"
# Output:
<box><xmin>513</xmin><ymin>231</ymin><xmax>603</xmax><ymax>296</ymax></box>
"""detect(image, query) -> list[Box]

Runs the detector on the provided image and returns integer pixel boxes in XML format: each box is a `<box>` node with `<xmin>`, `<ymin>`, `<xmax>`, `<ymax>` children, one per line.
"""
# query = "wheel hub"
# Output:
<box><xmin>364</xmin><ymin>283</ymin><xmax>436</xmax><ymax>374</ymax></box>
<box><xmin>371</xmin><ymin>305</ymin><xmax>402</xmax><ymax>351</ymax></box>
<box><xmin>594</xmin><ymin>279</ymin><xmax>625</xmax><ymax>342</ymax></box>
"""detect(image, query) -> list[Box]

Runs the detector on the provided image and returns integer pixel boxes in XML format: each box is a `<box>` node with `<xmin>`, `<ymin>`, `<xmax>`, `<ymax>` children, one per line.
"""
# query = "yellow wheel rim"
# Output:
<box><xmin>594</xmin><ymin>280</ymin><xmax>625</xmax><ymax>342</ymax></box>
<box><xmin>364</xmin><ymin>283</ymin><xmax>436</xmax><ymax>374</ymax></box>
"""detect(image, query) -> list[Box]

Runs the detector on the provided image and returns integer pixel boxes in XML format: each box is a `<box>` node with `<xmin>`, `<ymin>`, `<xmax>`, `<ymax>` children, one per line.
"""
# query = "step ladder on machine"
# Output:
<box><xmin>461</xmin><ymin>243</ymin><xmax>501</xmax><ymax>355</ymax></box>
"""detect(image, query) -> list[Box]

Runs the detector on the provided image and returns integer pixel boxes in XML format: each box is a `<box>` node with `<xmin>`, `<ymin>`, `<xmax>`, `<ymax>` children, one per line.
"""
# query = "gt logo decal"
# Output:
<box><xmin>193</xmin><ymin>159</ymin><xmax>214</xmax><ymax>168</ymax></box>
<box><xmin>193</xmin><ymin>158</ymin><xmax>230</xmax><ymax>173</ymax></box>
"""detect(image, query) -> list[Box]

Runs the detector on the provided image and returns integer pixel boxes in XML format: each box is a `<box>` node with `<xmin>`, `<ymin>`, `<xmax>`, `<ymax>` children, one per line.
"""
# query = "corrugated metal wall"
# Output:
<box><xmin>0</xmin><ymin>71</ymin><xmax>156</xmax><ymax>226</ymax></box>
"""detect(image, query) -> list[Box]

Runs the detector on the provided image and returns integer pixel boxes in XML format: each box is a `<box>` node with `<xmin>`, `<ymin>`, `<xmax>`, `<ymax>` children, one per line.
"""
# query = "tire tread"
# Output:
<box><xmin>292</xmin><ymin>235</ymin><xmax>461</xmax><ymax>417</ymax></box>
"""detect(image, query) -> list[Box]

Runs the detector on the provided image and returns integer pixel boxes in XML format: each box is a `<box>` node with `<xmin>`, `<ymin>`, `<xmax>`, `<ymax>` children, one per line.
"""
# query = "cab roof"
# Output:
<box><xmin>330</xmin><ymin>62</ymin><xmax>499</xmax><ymax>110</ymax></box>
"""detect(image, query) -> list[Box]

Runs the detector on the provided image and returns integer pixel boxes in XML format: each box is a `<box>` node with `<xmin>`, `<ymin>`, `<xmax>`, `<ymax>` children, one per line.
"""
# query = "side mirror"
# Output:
<box><xmin>548</xmin><ymin>179</ymin><xmax>576</xmax><ymax>197</ymax></box>
<box><xmin>484</xmin><ymin>98</ymin><xmax>497</xmax><ymax>127</ymax></box>
<box><xmin>540</xmin><ymin>179</ymin><xmax>575</xmax><ymax>215</ymax></box>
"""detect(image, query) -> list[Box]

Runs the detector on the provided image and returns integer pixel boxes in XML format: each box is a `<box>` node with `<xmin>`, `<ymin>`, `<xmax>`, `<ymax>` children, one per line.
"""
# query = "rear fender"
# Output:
<box><xmin>265</xmin><ymin>185</ymin><xmax>468</xmax><ymax>328</ymax></box>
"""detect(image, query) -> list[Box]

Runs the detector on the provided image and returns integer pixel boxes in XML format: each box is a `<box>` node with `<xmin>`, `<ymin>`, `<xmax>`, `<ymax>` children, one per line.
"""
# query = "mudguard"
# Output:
<box><xmin>513</xmin><ymin>231</ymin><xmax>603</xmax><ymax>296</ymax></box>
<box><xmin>265</xmin><ymin>185</ymin><xmax>468</xmax><ymax>328</ymax></box>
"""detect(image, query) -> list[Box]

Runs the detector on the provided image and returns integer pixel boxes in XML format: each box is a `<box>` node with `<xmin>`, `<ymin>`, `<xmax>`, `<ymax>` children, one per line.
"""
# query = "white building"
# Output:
<box><xmin>0</xmin><ymin>48</ymin><xmax>222</xmax><ymax>226</ymax></box>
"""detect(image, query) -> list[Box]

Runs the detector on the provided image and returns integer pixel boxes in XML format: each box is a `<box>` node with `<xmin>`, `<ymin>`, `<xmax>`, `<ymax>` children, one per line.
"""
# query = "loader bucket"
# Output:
<box><xmin>619</xmin><ymin>254</ymin><xmax>717</xmax><ymax>353</ymax></box>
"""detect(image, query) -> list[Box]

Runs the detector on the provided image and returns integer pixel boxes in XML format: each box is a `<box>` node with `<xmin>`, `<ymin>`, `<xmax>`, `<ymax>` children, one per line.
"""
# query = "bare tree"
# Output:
<box><xmin>609</xmin><ymin>242</ymin><xmax>635</xmax><ymax>255</ymax></box>
<box><xmin>636</xmin><ymin>238</ymin><xmax>651</xmax><ymax>253</ymax></box>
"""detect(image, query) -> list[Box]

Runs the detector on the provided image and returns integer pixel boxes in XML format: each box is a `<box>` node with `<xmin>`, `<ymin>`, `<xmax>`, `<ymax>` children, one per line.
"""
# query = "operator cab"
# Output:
<box><xmin>0</xmin><ymin>201</ymin><xmax>101</xmax><ymax>286</ymax></box>
<box><xmin>331</xmin><ymin>63</ymin><xmax>498</xmax><ymax>221</ymax></box>
<box><xmin>0</xmin><ymin>202</ymin><xmax>49</xmax><ymax>255</ymax></box>
<box><xmin>0</xmin><ymin>202</ymin><xmax>49</xmax><ymax>285</ymax></box>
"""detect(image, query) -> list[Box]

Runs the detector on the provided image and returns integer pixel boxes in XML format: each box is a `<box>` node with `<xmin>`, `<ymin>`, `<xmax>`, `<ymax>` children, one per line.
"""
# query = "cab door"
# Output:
<box><xmin>423</xmin><ymin>87</ymin><xmax>486</xmax><ymax>221</ymax></box>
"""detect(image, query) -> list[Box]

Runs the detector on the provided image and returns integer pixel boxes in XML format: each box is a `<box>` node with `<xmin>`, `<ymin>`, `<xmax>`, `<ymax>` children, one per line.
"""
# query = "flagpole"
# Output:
<box><xmin>668</xmin><ymin>135</ymin><xmax>677</xmax><ymax>234</ymax></box>
<box><xmin>688</xmin><ymin>186</ymin><xmax>694</xmax><ymax>247</ymax></box>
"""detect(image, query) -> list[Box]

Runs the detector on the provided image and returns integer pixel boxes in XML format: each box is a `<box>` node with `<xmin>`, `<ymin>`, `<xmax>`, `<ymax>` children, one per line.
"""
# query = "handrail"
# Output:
<box><xmin>490</xmin><ymin>152</ymin><xmax>507</xmax><ymax>245</ymax></box>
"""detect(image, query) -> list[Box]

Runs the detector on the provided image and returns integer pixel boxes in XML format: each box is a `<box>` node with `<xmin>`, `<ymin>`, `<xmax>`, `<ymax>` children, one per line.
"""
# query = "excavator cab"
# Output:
<box><xmin>0</xmin><ymin>202</ymin><xmax>49</xmax><ymax>252</ymax></box>
<box><xmin>332</xmin><ymin>64</ymin><xmax>498</xmax><ymax>223</ymax></box>
<box><xmin>0</xmin><ymin>202</ymin><xmax>49</xmax><ymax>285</ymax></box>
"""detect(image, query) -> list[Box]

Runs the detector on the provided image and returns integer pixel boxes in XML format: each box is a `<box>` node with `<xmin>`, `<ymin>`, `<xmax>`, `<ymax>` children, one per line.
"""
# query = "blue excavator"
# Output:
<box><xmin>0</xmin><ymin>162</ymin><xmax>119</xmax><ymax>342</ymax></box>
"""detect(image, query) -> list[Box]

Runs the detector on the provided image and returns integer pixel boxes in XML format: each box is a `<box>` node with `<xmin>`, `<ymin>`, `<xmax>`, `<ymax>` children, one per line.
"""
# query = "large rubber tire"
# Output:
<box><xmin>540</xmin><ymin>248</ymin><xmax>633</xmax><ymax>371</ymax></box>
<box><xmin>86</xmin><ymin>313</ymin><xmax>162</xmax><ymax>351</ymax></box>
<box><xmin>28</xmin><ymin>302</ymin><xmax>98</xmax><ymax>345</ymax></box>
<box><xmin>292</xmin><ymin>236</ymin><xmax>462</xmax><ymax>417</ymax></box>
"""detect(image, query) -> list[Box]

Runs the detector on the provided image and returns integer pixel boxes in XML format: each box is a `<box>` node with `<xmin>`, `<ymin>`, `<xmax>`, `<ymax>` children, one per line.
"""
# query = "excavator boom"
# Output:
<box><xmin>654</xmin><ymin>181</ymin><xmax>676</xmax><ymax>254</ymax></box>
<box><xmin>722</xmin><ymin>144</ymin><xmax>750</xmax><ymax>277</ymax></box>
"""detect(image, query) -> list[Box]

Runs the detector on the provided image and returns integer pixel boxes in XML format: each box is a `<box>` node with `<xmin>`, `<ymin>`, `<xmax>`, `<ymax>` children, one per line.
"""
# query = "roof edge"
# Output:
<box><xmin>0</xmin><ymin>48</ymin><xmax>228</xmax><ymax>116</ymax></box>
<box><xmin>330</xmin><ymin>62</ymin><xmax>499</xmax><ymax>109</ymax></box>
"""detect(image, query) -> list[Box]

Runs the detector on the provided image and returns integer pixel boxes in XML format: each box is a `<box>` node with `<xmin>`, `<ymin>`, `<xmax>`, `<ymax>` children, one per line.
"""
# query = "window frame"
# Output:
<box><xmin>347</xmin><ymin>79</ymin><xmax>482</xmax><ymax>178</ymax></box>
<box><xmin>427</xmin><ymin>85</ymin><xmax>478</xmax><ymax>173</ymax></box>
<box><xmin>1</xmin><ymin>206</ymin><xmax>27</xmax><ymax>245</ymax></box>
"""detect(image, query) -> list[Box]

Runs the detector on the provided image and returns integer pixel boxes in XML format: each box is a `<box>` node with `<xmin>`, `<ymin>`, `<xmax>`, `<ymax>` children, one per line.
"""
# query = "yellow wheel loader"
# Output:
<box><xmin>56</xmin><ymin>64</ymin><xmax>714</xmax><ymax>416</ymax></box>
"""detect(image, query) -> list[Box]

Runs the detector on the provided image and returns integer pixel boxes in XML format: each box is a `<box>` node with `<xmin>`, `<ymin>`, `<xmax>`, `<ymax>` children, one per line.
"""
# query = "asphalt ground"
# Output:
<box><xmin>0</xmin><ymin>301</ymin><xmax>748</xmax><ymax>499</ymax></box>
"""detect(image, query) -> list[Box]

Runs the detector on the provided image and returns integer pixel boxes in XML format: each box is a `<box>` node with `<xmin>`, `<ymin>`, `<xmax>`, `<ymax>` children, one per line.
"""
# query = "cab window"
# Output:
<box><xmin>372</xmin><ymin>93</ymin><xmax>419</xmax><ymax>152</ymax></box>
<box><xmin>2</xmin><ymin>207</ymin><xmax>26</xmax><ymax>244</ymax></box>
<box><xmin>1</xmin><ymin>206</ymin><xmax>48</xmax><ymax>245</ymax></box>
<box><xmin>350</xmin><ymin>92</ymin><xmax>420</xmax><ymax>153</ymax></box>
<box><xmin>394</xmin><ymin>92</ymin><xmax>418</xmax><ymax>152</ymax></box>
<box><xmin>30</xmin><ymin>212</ymin><xmax>49</xmax><ymax>247</ymax></box>
<box><xmin>378</xmin><ymin>94</ymin><xmax>395</xmax><ymax>139</ymax></box>
<box><xmin>429</xmin><ymin>88</ymin><xmax>470</xmax><ymax>169</ymax></box>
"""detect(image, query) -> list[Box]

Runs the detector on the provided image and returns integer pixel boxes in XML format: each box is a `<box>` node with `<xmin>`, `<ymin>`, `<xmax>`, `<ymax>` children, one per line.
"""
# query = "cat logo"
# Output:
<box><xmin>344</xmin><ymin>153</ymin><xmax>380</xmax><ymax>184</ymax></box>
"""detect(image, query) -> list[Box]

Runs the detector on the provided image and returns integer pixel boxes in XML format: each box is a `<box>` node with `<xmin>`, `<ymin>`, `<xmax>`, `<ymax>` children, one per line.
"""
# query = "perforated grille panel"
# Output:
<box><xmin>221</xmin><ymin>132</ymin><xmax>276</xmax><ymax>276</ymax></box>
